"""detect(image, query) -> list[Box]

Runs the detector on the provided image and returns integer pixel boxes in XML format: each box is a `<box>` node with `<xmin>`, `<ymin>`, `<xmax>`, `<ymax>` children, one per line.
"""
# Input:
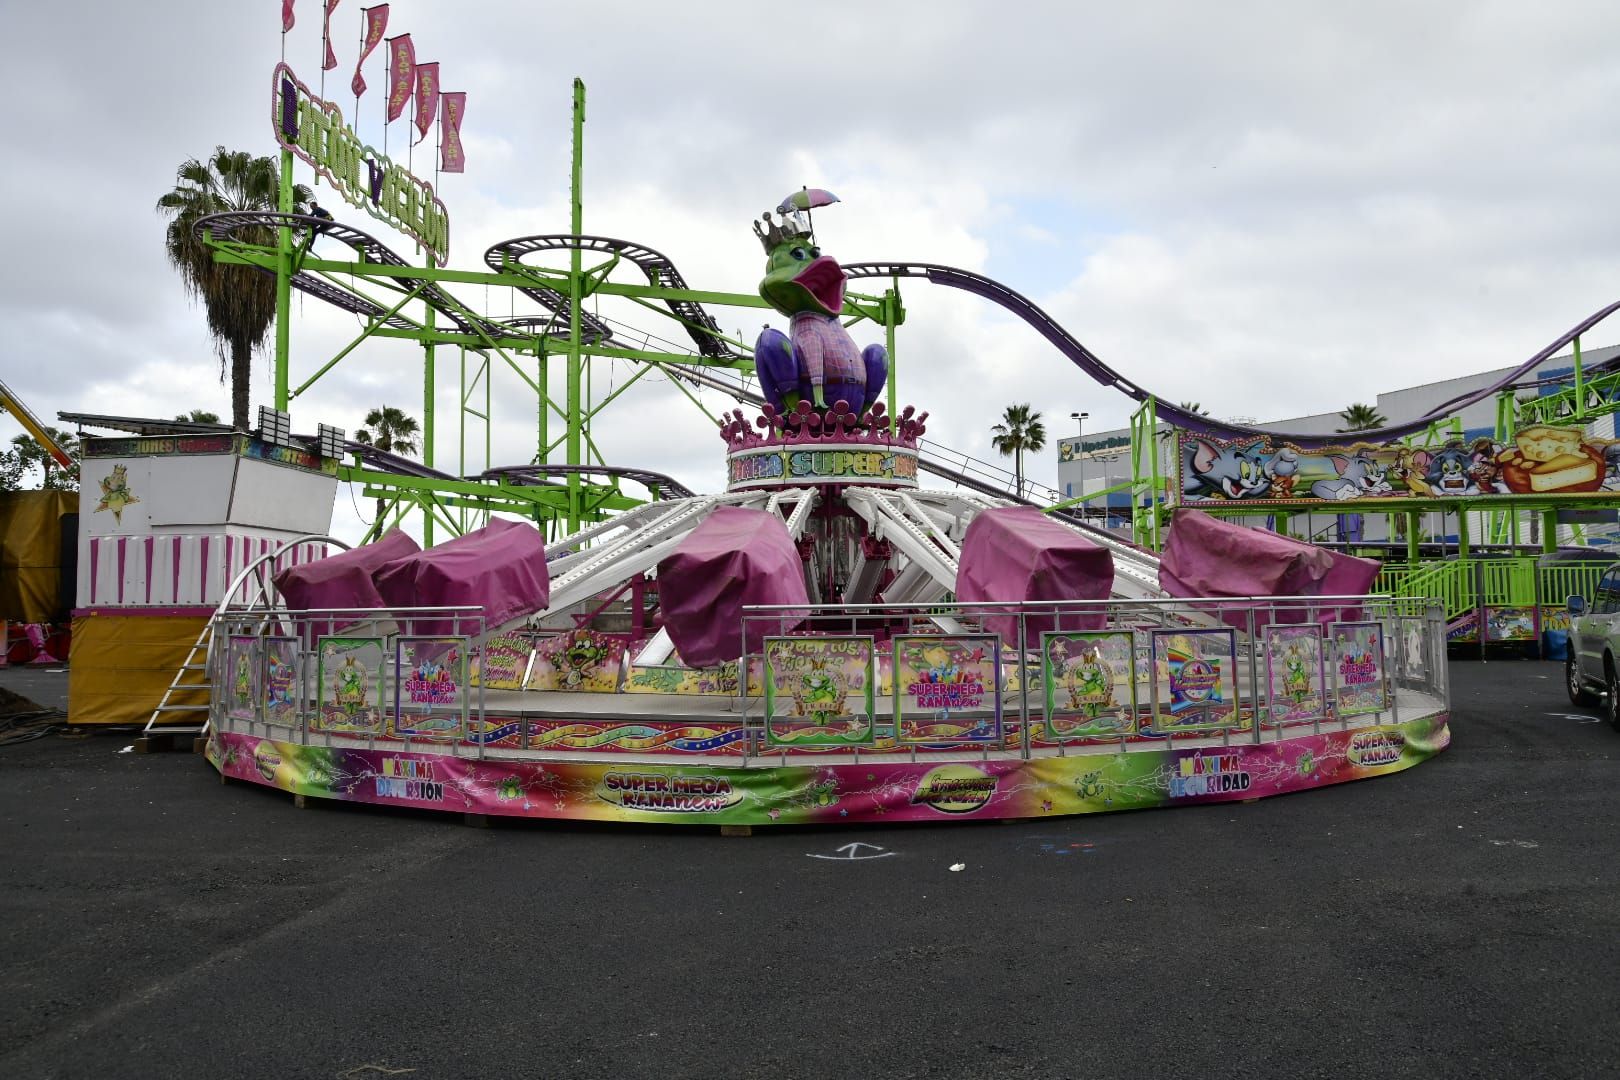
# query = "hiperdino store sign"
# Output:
<box><xmin>273</xmin><ymin>62</ymin><xmax>449</xmax><ymax>265</ymax></box>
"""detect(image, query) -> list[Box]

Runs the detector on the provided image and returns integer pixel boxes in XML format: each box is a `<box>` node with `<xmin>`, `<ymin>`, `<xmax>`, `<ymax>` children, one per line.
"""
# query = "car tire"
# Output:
<box><xmin>1608</xmin><ymin>665</ymin><xmax>1620</xmax><ymax>733</ymax></box>
<box><xmin>1568</xmin><ymin>654</ymin><xmax>1597</xmax><ymax>707</ymax></box>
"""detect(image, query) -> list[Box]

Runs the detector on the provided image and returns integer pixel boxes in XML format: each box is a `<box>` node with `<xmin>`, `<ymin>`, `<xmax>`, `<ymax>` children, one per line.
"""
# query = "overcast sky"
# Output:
<box><xmin>6</xmin><ymin>1</ymin><xmax>1620</xmax><ymax>540</ymax></box>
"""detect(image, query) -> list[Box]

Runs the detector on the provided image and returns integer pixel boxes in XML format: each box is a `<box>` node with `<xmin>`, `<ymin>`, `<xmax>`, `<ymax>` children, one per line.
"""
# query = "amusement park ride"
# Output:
<box><xmin>50</xmin><ymin>16</ymin><xmax>1620</xmax><ymax>825</ymax></box>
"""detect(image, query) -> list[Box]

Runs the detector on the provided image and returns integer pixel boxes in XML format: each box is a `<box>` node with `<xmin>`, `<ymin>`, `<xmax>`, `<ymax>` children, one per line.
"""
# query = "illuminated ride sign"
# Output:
<box><xmin>272</xmin><ymin>63</ymin><xmax>450</xmax><ymax>266</ymax></box>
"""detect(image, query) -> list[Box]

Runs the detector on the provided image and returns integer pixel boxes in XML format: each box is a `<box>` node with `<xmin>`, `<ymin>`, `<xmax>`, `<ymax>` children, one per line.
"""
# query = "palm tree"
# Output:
<box><xmin>355</xmin><ymin>406</ymin><xmax>420</xmax><ymax>456</ymax></box>
<box><xmin>354</xmin><ymin>406</ymin><xmax>421</xmax><ymax>524</ymax></box>
<box><xmin>9</xmin><ymin>429</ymin><xmax>80</xmax><ymax>491</ymax></box>
<box><xmin>990</xmin><ymin>404</ymin><xmax>1047</xmax><ymax>499</ymax></box>
<box><xmin>174</xmin><ymin>410</ymin><xmax>221</xmax><ymax>424</ymax></box>
<box><xmin>1337</xmin><ymin>403</ymin><xmax>1388</xmax><ymax>433</ymax></box>
<box><xmin>157</xmin><ymin>147</ymin><xmax>311</xmax><ymax>433</ymax></box>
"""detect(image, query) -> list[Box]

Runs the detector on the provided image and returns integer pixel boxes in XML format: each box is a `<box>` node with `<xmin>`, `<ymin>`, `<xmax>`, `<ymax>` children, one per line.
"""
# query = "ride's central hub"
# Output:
<box><xmin>720</xmin><ymin>400</ymin><xmax>925</xmax><ymax>492</ymax></box>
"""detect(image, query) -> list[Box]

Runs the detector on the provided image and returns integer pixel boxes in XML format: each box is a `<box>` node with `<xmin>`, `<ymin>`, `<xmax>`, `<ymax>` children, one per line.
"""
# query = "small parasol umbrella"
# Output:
<box><xmin>776</xmin><ymin>188</ymin><xmax>841</xmax><ymax>213</ymax></box>
<box><xmin>776</xmin><ymin>188</ymin><xmax>840</xmax><ymax>245</ymax></box>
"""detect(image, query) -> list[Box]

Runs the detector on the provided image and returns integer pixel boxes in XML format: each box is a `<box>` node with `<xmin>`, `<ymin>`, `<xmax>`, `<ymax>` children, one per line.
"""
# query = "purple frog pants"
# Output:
<box><xmin>754</xmin><ymin>325</ymin><xmax>888</xmax><ymax>414</ymax></box>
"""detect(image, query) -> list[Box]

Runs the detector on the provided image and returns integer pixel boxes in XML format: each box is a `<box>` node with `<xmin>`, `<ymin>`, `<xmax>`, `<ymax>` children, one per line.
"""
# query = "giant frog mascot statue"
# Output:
<box><xmin>752</xmin><ymin>189</ymin><xmax>888</xmax><ymax>417</ymax></box>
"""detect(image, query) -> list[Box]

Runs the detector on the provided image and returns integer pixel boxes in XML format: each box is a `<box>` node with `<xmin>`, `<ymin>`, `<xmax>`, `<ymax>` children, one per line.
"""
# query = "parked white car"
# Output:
<box><xmin>1565</xmin><ymin>570</ymin><xmax>1620</xmax><ymax>730</ymax></box>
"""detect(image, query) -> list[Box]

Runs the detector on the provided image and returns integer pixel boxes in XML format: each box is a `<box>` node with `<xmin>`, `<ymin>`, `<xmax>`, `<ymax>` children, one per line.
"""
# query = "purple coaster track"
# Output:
<box><xmin>841</xmin><ymin>261</ymin><xmax>1620</xmax><ymax>449</ymax></box>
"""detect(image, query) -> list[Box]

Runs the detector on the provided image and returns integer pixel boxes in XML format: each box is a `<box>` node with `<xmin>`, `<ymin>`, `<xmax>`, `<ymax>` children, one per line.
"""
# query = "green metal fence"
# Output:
<box><xmin>1377</xmin><ymin>556</ymin><xmax>1609</xmax><ymax>628</ymax></box>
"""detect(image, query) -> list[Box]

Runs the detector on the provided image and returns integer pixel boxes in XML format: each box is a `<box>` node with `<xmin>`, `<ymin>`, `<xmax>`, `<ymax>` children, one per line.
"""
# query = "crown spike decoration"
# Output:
<box><xmin>752</xmin><ymin>210</ymin><xmax>811</xmax><ymax>253</ymax></box>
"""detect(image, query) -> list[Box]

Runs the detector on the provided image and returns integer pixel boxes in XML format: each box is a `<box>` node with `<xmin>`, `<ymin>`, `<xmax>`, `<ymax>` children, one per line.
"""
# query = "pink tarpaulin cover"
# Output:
<box><xmin>955</xmin><ymin>507</ymin><xmax>1114</xmax><ymax>640</ymax></box>
<box><xmin>657</xmin><ymin>506</ymin><xmax>809</xmax><ymax>668</ymax></box>
<box><xmin>373</xmin><ymin>517</ymin><xmax>550</xmax><ymax>636</ymax></box>
<box><xmin>273</xmin><ymin>527</ymin><xmax>420</xmax><ymax>614</ymax></box>
<box><xmin>1159</xmin><ymin>509</ymin><xmax>1380</xmax><ymax>626</ymax></box>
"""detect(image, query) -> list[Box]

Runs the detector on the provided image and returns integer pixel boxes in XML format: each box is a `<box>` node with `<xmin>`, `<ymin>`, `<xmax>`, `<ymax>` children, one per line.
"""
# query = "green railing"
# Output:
<box><xmin>1378</xmin><ymin>556</ymin><xmax>1608</xmax><ymax>627</ymax></box>
<box><xmin>1395</xmin><ymin>560</ymin><xmax>1479</xmax><ymax>622</ymax></box>
<box><xmin>1479</xmin><ymin>558</ymin><xmax>1537</xmax><ymax>607</ymax></box>
<box><xmin>1538</xmin><ymin>562</ymin><xmax>1606</xmax><ymax>610</ymax></box>
<box><xmin>1373</xmin><ymin>563</ymin><xmax>1417</xmax><ymax>598</ymax></box>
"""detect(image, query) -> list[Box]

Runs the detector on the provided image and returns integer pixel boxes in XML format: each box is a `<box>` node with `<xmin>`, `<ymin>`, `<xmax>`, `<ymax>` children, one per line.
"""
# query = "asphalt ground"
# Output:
<box><xmin>1</xmin><ymin>661</ymin><xmax>1617</xmax><ymax>1080</ymax></box>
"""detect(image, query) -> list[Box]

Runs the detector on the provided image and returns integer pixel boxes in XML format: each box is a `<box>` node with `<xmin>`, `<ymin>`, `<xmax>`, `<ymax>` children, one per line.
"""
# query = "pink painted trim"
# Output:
<box><xmin>172</xmin><ymin>537</ymin><xmax>183</xmax><ymax>604</ymax></box>
<box><xmin>144</xmin><ymin>537</ymin><xmax>155</xmax><ymax>604</ymax></box>
<box><xmin>116</xmin><ymin>536</ymin><xmax>128</xmax><ymax>604</ymax></box>
<box><xmin>199</xmin><ymin>535</ymin><xmax>210</xmax><ymax>600</ymax></box>
<box><xmin>89</xmin><ymin>539</ymin><xmax>100</xmax><ymax>605</ymax></box>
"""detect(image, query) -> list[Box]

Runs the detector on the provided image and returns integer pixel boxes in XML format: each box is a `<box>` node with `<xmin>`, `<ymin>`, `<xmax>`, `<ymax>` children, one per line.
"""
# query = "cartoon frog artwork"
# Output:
<box><xmin>751</xmin><ymin>190</ymin><xmax>887</xmax><ymax>417</ymax></box>
<box><xmin>793</xmin><ymin>659</ymin><xmax>848</xmax><ymax>724</ymax></box>
<box><xmin>334</xmin><ymin>656</ymin><xmax>368</xmax><ymax>718</ymax></box>
<box><xmin>94</xmin><ymin>463</ymin><xmax>141</xmax><ymax>525</ymax></box>
<box><xmin>555</xmin><ymin>630</ymin><xmax>613</xmax><ymax>690</ymax></box>
<box><xmin>1282</xmin><ymin>643</ymin><xmax>1312</xmax><ymax>704</ymax></box>
<box><xmin>233</xmin><ymin>651</ymin><xmax>254</xmax><ymax>710</ymax></box>
<box><xmin>1065</xmin><ymin>647</ymin><xmax>1114</xmax><ymax>715</ymax></box>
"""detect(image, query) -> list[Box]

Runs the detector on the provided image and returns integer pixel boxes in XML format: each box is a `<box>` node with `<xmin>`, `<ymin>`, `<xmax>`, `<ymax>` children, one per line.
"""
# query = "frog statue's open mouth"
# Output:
<box><xmin>793</xmin><ymin>255</ymin><xmax>847</xmax><ymax>316</ymax></box>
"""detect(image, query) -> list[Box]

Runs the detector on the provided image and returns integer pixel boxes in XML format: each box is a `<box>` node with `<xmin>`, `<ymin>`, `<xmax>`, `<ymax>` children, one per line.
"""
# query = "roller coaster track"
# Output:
<box><xmin>486</xmin><ymin>234</ymin><xmax>739</xmax><ymax>358</ymax></box>
<box><xmin>345</xmin><ymin>442</ymin><xmax>691</xmax><ymax>499</ymax></box>
<box><xmin>202</xmin><ymin>213</ymin><xmax>1620</xmax><ymax>520</ymax></box>
<box><xmin>199</xmin><ymin>213</ymin><xmax>527</xmax><ymax>341</ymax></box>
<box><xmin>839</xmin><ymin>262</ymin><xmax>1620</xmax><ymax>449</ymax></box>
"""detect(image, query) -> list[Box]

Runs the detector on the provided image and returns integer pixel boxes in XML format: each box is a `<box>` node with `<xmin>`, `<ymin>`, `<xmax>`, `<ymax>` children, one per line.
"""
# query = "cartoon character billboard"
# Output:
<box><xmin>1178</xmin><ymin>424</ymin><xmax>1620</xmax><ymax>506</ymax></box>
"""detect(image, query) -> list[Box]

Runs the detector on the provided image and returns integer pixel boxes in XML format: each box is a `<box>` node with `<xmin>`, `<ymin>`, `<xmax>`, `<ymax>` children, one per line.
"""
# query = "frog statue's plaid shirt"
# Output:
<box><xmin>788</xmin><ymin>311</ymin><xmax>866</xmax><ymax>393</ymax></box>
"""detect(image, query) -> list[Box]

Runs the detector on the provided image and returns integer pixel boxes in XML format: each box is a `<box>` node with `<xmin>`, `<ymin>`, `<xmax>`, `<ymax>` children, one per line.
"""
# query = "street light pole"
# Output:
<box><xmin>1070</xmin><ymin>411</ymin><xmax>1089</xmax><ymax>520</ymax></box>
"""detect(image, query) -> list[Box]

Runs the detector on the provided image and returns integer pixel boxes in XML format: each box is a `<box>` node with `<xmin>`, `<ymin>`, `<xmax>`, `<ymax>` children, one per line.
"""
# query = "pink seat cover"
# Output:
<box><xmin>657</xmin><ymin>506</ymin><xmax>809</xmax><ymax>668</ymax></box>
<box><xmin>373</xmin><ymin>517</ymin><xmax>551</xmax><ymax>637</ymax></box>
<box><xmin>273</xmin><ymin>527</ymin><xmax>420</xmax><ymax>614</ymax></box>
<box><xmin>1159</xmin><ymin>509</ymin><xmax>1380</xmax><ymax>626</ymax></box>
<box><xmin>955</xmin><ymin>507</ymin><xmax>1114</xmax><ymax>642</ymax></box>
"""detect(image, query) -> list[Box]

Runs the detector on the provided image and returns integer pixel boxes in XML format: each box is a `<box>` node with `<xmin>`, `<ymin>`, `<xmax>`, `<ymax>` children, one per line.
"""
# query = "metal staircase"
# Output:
<box><xmin>137</xmin><ymin>623</ymin><xmax>215</xmax><ymax>749</ymax></box>
<box><xmin>137</xmin><ymin>533</ymin><xmax>348</xmax><ymax>751</ymax></box>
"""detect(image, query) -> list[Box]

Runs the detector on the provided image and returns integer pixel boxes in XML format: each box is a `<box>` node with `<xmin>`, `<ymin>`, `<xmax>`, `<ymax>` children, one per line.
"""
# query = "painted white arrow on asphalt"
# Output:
<box><xmin>807</xmin><ymin>842</ymin><xmax>895</xmax><ymax>861</ymax></box>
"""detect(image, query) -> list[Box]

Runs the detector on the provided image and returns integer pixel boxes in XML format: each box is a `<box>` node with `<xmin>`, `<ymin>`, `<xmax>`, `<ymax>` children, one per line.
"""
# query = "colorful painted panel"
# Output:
<box><xmin>395</xmin><ymin>637</ymin><xmax>469</xmax><ymax>741</ymax></box>
<box><xmin>225</xmin><ymin>635</ymin><xmax>261</xmax><ymax>722</ymax></box>
<box><xmin>763</xmin><ymin>636</ymin><xmax>876</xmax><ymax>747</ymax></box>
<box><xmin>1484</xmin><ymin>606</ymin><xmax>1537</xmax><ymax>643</ymax></box>
<box><xmin>1042</xmin><ymin>631</ymin><xmax>1137</xmax><ymax>739</ymax></box>
<box><xmin>1178</xmin><ymin>425</ymin><xmax>1620</xmax><ymax>507</ymax></box>
<box><xmin>1263</xmin><ymin>624</ymin><xmax>1326</xmax><ymax>727</ymax></box>
<box><xmin>1151</xmin><ymin>629</ymin><xmax>1238</xmax><ymax>733</ymax></box>
<box><xmin>314</xmin><ymin>636</ymin><xmax>385</xmax><ymax>734</ymax></box>
<box><xmin>1332</xmin><ymin>622</ymin><xmax>1387</xmax><ymax>717</ymax></box>
<box><xmin>208</xmin><ymin>713</ymin><xmax>1451</xmax><ymax>825</ymax></box>
<box><xmin>261</xmin><ymin>636</ymin><xmax>300</xmax><ymax>728</ymax></box>
<box><xmin>624</xmin><ymin>656</ymin><xmax>764</xmax><ymax>697</ymax></box>
<box><xmin>892</xmin><ymin>634</ymin><xmax>1002</xmax><ymax>745</ymax></box>
<box><xmin>1446</xmin><ymin>611</ymin><xmax>1480</xmax><ymax>644</ymax></box>
<box><xmin>526</xmin><ymin>629</ymin><xmax>627</xmax><ymax>692</ymax></box>
<box><xmin>469</xmin><ymin>633</ymin><xmax>532</xmax><ymax>690</ymax></box>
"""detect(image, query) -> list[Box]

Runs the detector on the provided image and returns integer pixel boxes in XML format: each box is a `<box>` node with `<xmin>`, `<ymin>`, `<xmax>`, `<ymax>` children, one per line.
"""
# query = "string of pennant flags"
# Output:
<box><xmin>282</xmin><ymin>0</ymin><xmax>465</xmax><ymax>173</ymax></box>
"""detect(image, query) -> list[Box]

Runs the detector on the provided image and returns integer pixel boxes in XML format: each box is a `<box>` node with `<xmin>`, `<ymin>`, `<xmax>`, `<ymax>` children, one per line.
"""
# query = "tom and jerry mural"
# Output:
<box><xmin>1179</xmin><ymin>424</ymin><xmax>1620</xmax><ymax>505</ymax></box>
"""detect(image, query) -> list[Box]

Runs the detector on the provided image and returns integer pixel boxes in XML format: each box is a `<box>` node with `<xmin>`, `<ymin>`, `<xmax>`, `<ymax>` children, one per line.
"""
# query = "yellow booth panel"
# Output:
<box><xmin>0</xmin><ymin>490</ymin><xmax>73</xmax><ymax>623</ymax></box>
<box><xmin>68</xmin><ymin>614</ymin><xmax>209</xmax><ymax>726</ymax></box>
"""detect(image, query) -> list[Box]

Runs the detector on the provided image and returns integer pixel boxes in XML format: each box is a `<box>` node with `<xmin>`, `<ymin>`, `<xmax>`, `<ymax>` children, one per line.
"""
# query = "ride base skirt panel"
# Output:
<box><xmin>206</xmin><ymin>708</ymin><xmax>1448</xmax><ymax>826</ymax></box>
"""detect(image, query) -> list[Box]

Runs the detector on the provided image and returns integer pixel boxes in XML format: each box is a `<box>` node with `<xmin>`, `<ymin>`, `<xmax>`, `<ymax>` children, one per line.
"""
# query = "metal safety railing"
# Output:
<box><xmin>734</xmin><ymin>594</ymin><xmax>1447</xmax><ymax>765</ymax></box>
